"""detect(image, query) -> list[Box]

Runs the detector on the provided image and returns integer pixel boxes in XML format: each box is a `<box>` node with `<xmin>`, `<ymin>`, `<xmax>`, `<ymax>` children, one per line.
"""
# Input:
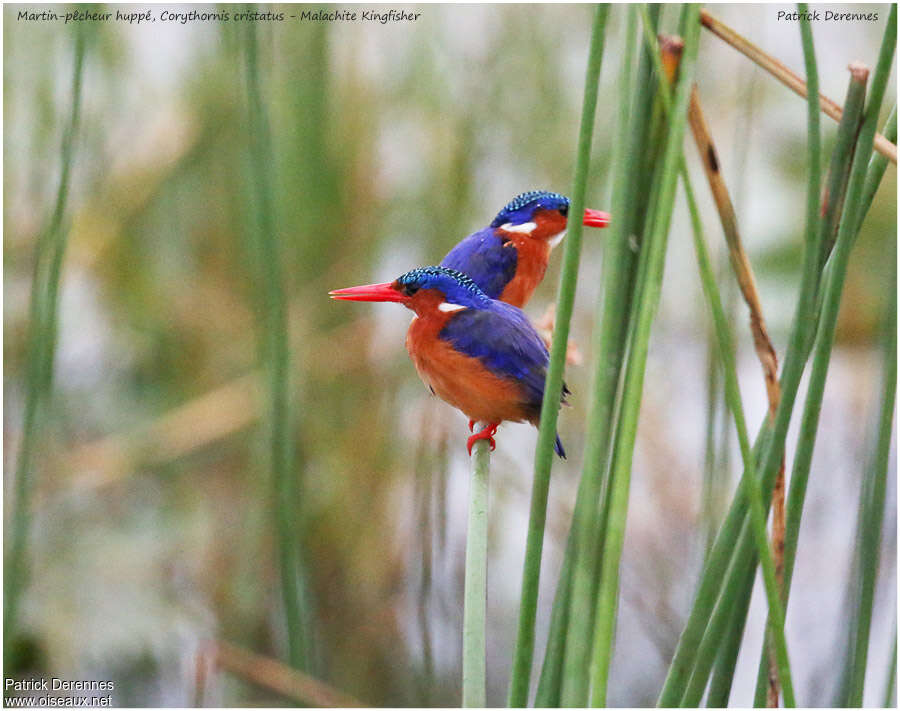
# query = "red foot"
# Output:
<box><xmin>468</xmin><ymin>419</ymin><xmax>477</xmax><ymax>432</ymax></box>
<box><xmin>467</xmin><ymin>422</ymin><xmax>499</xmax><ymax>455</ymax></box>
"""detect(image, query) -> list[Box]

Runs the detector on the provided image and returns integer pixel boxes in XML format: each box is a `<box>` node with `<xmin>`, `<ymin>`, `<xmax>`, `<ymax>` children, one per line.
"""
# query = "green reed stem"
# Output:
<box><xmin>534</xmin><ymin>533</ymin><xmax>576</xmax><ymax>706</ymax></box>
<box><xmin>857</xmin><ymin>105</ymin><xmax>897</xmax><ymax>234</ymax></box>
<box><xmin>4</xmin><ymin>24</ymin><xmax>86</xmax><ymax>661</ymax></box>
<box><xmin>694</xmin><ymin>10</ymin><xmax>894</xmax><ymax>704</ymax></box>
<box><xmin>739</xmin><ymin>10</ymin><xmax>821</xmax><ymax>706</ymax></box>
<box><xmin>884</xmin><ymin>628</ymin><xmax>897</xmax><ymax>707</ymax></box>
<box><xmin>507</xmin><ymin>7</ymin><xmax>609</xmax><ymax>704</ymax></box>
<box><xmin>658</xmin><ymin>2</ymin><xmax>831</xmax><ymax>701</ymax></box>
<box><xmin>844</xmin><ymin>265</ymin><xmax>896</xmax><ymax>706</ymax></box>
<box><xmin>798</xmin><ymin>64</ymin><xmax>870</xmax><ymax>366</ymax></box>
<box><xmin>463</xmin><ymin>432</ymin><xmax>491</xmax><ymax>706</ymax></box>
<box><xmin>768</xmin><ymin>11</ymin><xmax>900</xmax><ymax>710</ymax></box>
<box><xmin>681</xmin><ymin>171</ymin><xmax>796</xmax><ymax>707</ymax></box>
<box><xmin>701</xmin><ymin>317</ymin><xmax>729</xmax><ymax>559</ymax></box>
<box><xmin>244</xmin><ymin>20</ymin><xmax>310</xmax><ymax>671</ymax></box>
<box><xmin>815</xmin><ymin>69</ymin><xmax>869</xmax><ymax>273</ymax></box>
<box><xmin>588</xmin><ymin>7</ymin><xmax>701</xmax><ymax>705</ymax></box>
<box><xmin>657</xmin><ymin>381</ymin><xmax>769</xmax><ymax>705</ymax></box>
<box><xmin>557</xmin><ymin>6</ymin><xmax>639</xmax><ymax>706</ymax></box>
<box><xmin>633</xmin><ymin>17</ymin><xmax>795</xmax><ymax>702</ymax></box>
<box><xmin>754</xmin><ymin>56</ymin><xmax>869</xmax><ymax>706</ymax></box>
<box><xmin>706</xmin><ymin>566</ymin><xmax>755</xmax><ymax>706</ymax></box>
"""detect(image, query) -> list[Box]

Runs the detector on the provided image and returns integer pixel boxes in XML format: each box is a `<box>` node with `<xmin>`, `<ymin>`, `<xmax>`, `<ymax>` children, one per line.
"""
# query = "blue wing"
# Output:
<box><xmin>439</xmin><ymin>303</ymin><xmax>548</xmax><ymax>411</ymax></box>
<box><xmin>439</xmin><ymin>302</ymin><xmax>568</xmax><ymax>458</ymax></box>
<box><xmin>440</xmin><ymin>227</ymin><xmax>517</xmax><ymax>300</ymax></box>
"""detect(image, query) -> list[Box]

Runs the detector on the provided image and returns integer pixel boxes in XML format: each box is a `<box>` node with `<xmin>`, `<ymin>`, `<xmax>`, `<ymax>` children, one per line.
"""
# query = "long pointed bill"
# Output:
<box><xmin>329</xmin><ymin>281</ymin><xmax>405</xmax><ymax>302</ymax></box>
<box><xmin>582</xmin><ymin>208</ymin><xmax>611</xmax><ymax>228</ymax></box>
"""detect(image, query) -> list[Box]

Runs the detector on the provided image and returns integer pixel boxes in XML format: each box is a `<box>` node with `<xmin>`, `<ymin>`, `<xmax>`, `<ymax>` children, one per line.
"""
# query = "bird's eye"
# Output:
<box><xmin>404</xmin><ymin>284</ymin><xmax>420</xmax><ymax>296</ymax></box>
<box><xmin>558</xmin><ymin>205</ymin><xmax>569</xmax><ymax>217</ymax></box>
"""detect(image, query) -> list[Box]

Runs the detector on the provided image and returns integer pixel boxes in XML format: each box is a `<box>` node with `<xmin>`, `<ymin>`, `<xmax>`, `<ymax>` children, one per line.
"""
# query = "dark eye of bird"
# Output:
<box><xmin>404</xmin><ymin>284</ymin><xmax>420</xmax><ymax>296</ymax></box>
<box><xmin>558</xmin><ymin>205</ymin><xmax>569</xmax><ymax>217</ymax></box>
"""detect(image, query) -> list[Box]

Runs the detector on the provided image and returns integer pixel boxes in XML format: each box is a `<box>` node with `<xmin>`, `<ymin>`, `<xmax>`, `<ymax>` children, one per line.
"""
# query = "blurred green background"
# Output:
<box><xmin>3</xmin><ymin>3</ymin><xmax>896</xmax><ymax>706</ymax></box>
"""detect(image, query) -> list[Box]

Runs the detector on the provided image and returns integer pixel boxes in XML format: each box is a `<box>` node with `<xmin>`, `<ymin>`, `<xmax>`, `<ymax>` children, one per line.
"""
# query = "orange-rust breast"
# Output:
<box><xmin>497</xmin><ymin>236</ymin><xmax>550</xmax><ymax>308</ymax></box>
<box><xmin>405</xmin><ymin>313</ymin><xmax>534</xmax><ymax>424</ymax></box>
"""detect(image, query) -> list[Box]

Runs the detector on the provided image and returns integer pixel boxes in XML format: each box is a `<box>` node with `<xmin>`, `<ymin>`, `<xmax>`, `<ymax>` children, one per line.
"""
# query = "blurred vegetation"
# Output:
<box><xmin>3</xmin><ymin>3</ymin><xmax>896</xmax><ymax>707</ymax></box>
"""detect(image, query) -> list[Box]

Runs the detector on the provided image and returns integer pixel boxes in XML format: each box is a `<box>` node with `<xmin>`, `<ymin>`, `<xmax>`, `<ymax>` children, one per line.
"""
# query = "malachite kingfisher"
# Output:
<box><xmin>440</xmin><ymin>190</ymin><xmax>610</xmax><ymax>308</ymax></box>
<box><xmin>330</xmin><ymin>266</ymin><xmax>569</xmax><ymax>457</ymax></box>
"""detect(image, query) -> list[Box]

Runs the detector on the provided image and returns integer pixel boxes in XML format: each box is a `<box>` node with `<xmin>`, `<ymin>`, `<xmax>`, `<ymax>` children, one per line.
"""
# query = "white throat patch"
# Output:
<box><xmin>438</xmin><ymin>302</ymin><xmax>467</xmax><ymax>313</ymax></box>
<box><xmin>547</xmin><ymin>230</ymin><xmax>567</xmax><ymax>249</ymax></box>
<box><xmin>500</xmin><ymin>221</ymin><xmax>537</xmax><ymax>234</ymax></box>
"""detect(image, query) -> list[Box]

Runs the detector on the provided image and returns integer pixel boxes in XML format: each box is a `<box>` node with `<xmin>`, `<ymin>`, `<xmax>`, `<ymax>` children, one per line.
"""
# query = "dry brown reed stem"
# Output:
<box><xmin>768</xmin><ymin>474</ymin><xmax>786</xmax><ymax>706</ymax></box>
<box><xmin>685</xmin><ymin>83</ymin><xmax>786</xmax><ymax>707</ymax></box>
<box><xmin>699</xmin><ymin>9</ymin><xmax>897</xmax><ymax>165</ymax></box>
<box><xmin>687</xmin><ymin>87</ymin><xmax>781</xmax><ymax>420</ymax></box>
<box><xmin>207</xmin><ymin>640</ymin><xmax>364</xmax><ymax>707</ymax></box>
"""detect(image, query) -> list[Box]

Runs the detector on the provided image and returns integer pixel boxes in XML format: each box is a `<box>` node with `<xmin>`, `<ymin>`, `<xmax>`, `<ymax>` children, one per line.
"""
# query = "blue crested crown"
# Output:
<box><xmin>395</xmin><ymin>266</ymin><xmax>490</xmax><ymax>306</ymax></box>
<box><xmin>491</xmin><ymin>190</ymin><xmax>570</xmax><ymax>227</ymax></box>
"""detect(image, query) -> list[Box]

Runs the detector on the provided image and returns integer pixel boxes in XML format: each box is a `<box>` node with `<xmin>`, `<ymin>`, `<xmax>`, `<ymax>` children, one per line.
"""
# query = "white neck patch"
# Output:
<box><xmin>438</xmin><ymin>302</ymin><xmax>467</xmax><ymax>313</ymax></box>
<box><xmin>547</xmin><ymin>230</ymin><xmax>567</xmax><ymax>249</ymax></box>
<box><xmin>500</xmin><ymin>221</ymin><xmax>537</xmax><ymax>234</ymax></box>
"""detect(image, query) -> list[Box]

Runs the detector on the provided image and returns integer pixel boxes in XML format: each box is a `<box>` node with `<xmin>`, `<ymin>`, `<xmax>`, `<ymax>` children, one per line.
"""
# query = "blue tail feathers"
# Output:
<box><xmin>554</xmin><ymin>434</ymin><xmax>566</xmax><ymax>459</ymax></box>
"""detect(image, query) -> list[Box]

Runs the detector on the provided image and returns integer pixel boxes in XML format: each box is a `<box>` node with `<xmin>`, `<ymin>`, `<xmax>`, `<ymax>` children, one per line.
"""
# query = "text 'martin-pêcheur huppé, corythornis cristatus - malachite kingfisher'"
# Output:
<box><xmin>330</xmin><ymin>266</ymin><xmax>569</xmax><ymax>456</ymax></box>
<box><xmin>330</xmin><ymin>191</ymin><xmax>610</xmax><ymax>456</ymax></box>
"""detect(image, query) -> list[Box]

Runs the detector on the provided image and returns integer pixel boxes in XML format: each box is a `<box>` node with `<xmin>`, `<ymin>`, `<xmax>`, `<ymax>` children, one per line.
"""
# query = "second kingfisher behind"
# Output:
<box><xmin>441</xmin><ymin>190</ymin><xmax>610</xmax><ymax>308</ymax></box>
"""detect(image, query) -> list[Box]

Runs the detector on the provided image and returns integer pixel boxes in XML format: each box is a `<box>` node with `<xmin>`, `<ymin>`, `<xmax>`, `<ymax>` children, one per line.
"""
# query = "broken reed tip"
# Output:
<box><xmin>659</xmin><ymin>34</ymin><xmax>685</xmax><ymax>84</ymax></box>
<box><xmin>848</xmin><ymin>60</ymin><xmax>871</xmax><ymax>82</ymax></box>
<box><xmin>658</xmin><ymin>33</ymin><xmax>686</xmax><ymax>56</ymax></box>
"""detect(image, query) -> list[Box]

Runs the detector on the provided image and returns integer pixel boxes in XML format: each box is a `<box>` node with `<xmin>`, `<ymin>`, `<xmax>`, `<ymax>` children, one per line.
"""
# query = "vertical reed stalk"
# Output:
<box><xmin>701</xmin><ymin>332</ymin><xmax>723</xmax><ymax>556</ymax></box>
<box><xmin>507</xmin><ymin>6</ymin><xmax>610</xmax><ymax>704</ymax></box>
<box><xmin>657</xmin><ymin>424</ymin><xmax>768</xmax><ymax>705</ymax></box>
<box><xmin>768</xmin><ymin>12</ymin><xmax>898</xmax><ymax>710</ymax></box>
<box><xmin>463</xmin><ymin>432</ymin><xmax>491</xmax><ymax>706</ymax></box>
<box><xmin>857</xmin><ymin>105</ymin><xmax>897</xmax><ymax>233</ymax></box>
<box><xmin>753</xmin><ymin>58</ymin><xmax>869</xmax><ymax>706</ymax></box>
<box><xmin>692</xmin><ymin>9</ymin><xmax>894</xmax><ymax>700</ymax></box>
<box><xmin>815</xmin><ymin>66</ymin><xmax>869</xmax><ymax>272</ymax></box>
<box><xmin>723</xmin><ymin>7</ymin><xmax>820</xmax><ymax>707</ymax></box>
<box><xmin>686</xmin><ymin>74</ymin><xmax>788</xmax><ymax>707</ymax></box>
<box><xmin>537</xmin><ymin>10</ymin><xmax>658</xmax><ymax>703</ymax></box>
<box><xmin>664</xmin><ymin>8</ymin><xmax>896</xmax><ymax>706</ymax></box>
<box><xmin>633</xmin><ymin>25</ymin><xmax>763</xmax><ymax>707</ymax></box>
<box><xmin>658</xmin><ymin>1</ymin><xmax>827</xmax><ymax>700</ymax></box>
<box><xmin>706</xmin><ymin>567</ymin><xmax>755</xmax><ymax>705</ymax></box>
<box><xmin>884</xmin><ymin>630</ymin><xmax>898</xmax><ymax>707</ymax></box>
<box><xmin>844</xmin><ymin>263</ymin><xmax>896</xmax><ymax>706</ymax></box>
<box><xmin>640</xmin><ymin>18</ymin><xmax>796</xmax><ymax>703</ymax></box>
<box><xmin>244</xmin><ymin>19</ymin><xmax>310</xmax><ymax>671</ymax></box>
<box><xmin>4</xmin><ymin>24</ymin><xmax>86</xmax><ymax>660</ymax></box>
<box><xmin>681</xmin><ymin>173</ymin><xmax>796</xmax><ymax>708</ymax></box>
<box><xmin>589</xmin><ymin>7</ymin><xmax>701</xmax><ymax>705</ymax></box>
<box><xmin>534</xmin><ymin>532</ymin><xmax>576</xmax><ymax>705</ymax></box>
<box><xmin>557</xmin><ymin>6</ymin><xmax>638</xmax><ymax>705</ymax></box>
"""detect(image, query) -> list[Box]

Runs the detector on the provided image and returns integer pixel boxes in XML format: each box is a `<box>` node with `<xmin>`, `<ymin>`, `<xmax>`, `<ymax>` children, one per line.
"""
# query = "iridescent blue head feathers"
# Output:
<box><xmin>490</xmin><ymin>190</ymin><xmax>570</xmax><ymax>228</ymax></box>
<box><xmin>395</xmin><ymin>266</ymin><xmax>491</xmax><ymax>307</ymax></box>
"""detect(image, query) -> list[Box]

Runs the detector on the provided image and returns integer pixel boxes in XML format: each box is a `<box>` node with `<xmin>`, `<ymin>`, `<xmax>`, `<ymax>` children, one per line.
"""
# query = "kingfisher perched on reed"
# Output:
<box><xmin>441</xmin><ymin>190</ymin><xmax>610</xmax><ymax>308</ymax></box>
<box><xmin>330</xmin><ymin>266</ymin><xmax>568</xmax><ymax>457</ymax></box>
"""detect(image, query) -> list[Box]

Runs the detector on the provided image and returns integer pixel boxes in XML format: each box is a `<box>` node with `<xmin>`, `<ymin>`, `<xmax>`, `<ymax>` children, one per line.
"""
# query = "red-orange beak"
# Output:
<box><xmin>329</xmin><ymin>281</ymin><xmax>406</xmax><ymax>302</ymax></box>
<box><xmin>582</xmin><ymin>208</ymin><xmax>611</xmax><ymax>228</ymax></box>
